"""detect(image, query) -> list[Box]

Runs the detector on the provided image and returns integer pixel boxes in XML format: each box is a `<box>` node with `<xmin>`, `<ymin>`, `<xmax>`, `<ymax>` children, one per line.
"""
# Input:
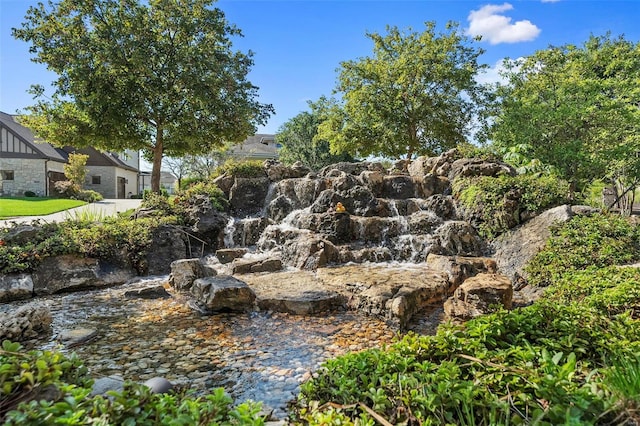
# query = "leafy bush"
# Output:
<box><xmin>179</xmin><ymin>176</ymin><xmax>205</xmax><ymax>191</ymax></box>
<box><xmin>53</xmin><ymin>180</ymin><xmax>80</xmax><ymax>198</ymax></box>
<box><xmin>75</xmin><ymin>190</ymin><xmax>103</xmax><ymax>203</ymax></box>
<box><xmin>526</xmin><ymin>213</ymin><xmax>640</xmax><ymax>286</ymax></box>
<box><xmin>0</xmin><ymin>216</ymin><xmax>178</xmax><ymax>274</ymax></box>
<box><xmin>141</xmin><ymin>191</ymin><xmax>175</xmax><ymax>216</ymax></box>
<box><xmin>212</xmin><ymin>159</ymin><xmax>265</xmax><ymax>179</ymax></box>
<box><xmin>174</xmin><ymin>181</ymin><xmax>228</xmax><ymax>213</ymax></box>
<box><xmin>453</xmin><ymin>174</ymin><xmax>570</xmax><ymax>238</ymax></box>
<box><xmin>23</xmin><ymin>191</ymin><xmax>36</xmax><ymax>197</ymax></box>
<box><xmin>0</xmin><ymin>341</ymin><xmax>265</xmax><ymax>425</ymax></box>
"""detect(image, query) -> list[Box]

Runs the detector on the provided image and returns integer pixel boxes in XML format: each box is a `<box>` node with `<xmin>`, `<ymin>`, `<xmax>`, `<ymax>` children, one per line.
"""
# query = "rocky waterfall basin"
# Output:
<box><xmin>1</xmin><ymin>263</ymin><xmax>445</xmax><ymax>419</ymax></box>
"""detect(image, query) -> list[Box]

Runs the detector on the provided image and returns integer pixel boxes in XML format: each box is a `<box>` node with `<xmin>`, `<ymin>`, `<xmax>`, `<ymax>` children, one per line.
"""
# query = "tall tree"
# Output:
<box><xmin>491</xmin><ymin>34</ymin><xmax>640</xmax><ymax>197</ymax></box>
<box><xmin>13</xmin><ymin>0</ymin><xmax>273</xmax><ymax>192</ymax></box>
<box><xmin>277</xmin><ymin>98</ymin><xmax>354</xmax><ymax>170</ymax></box>
<box><xmin>317</xmin><ymin>21</ymin><xmax>487</xmax><ymax>160</ymax></box>
<box><xmin>64</xmin><ymin>153</ymin><xmax>89</xmax><ymax>188</ymax></box>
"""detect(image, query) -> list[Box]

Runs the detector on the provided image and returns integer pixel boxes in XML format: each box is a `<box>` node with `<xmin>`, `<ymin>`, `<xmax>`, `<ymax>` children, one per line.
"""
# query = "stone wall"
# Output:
<box><xmin>85</xmin><ymin>166</ymin><xmax>138</xmax><ymax>198</ymax></box>
<box><xmin>0</xmin><ymin>158</ymin><xmax>64</xmax><ymax>197</ymax></box>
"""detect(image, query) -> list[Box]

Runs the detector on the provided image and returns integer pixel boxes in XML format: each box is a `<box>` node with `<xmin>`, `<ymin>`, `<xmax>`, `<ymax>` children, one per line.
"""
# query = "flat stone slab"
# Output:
<box><xmin>241</xmin><ymin>271</ymin><xmax>345</xmax><ymax>315</ymax></box>
<box><xmin>190</xmin><ymin>276</ymin><xmax>256</xmax><ymax>313</ymax></box>
<box><xmin>240</xmin><ymin>263</ymin><xmax>449</xmax><ymax>327</ymax></box>
<box><xmin>58</xmin><ymin>328</ymin><xmax>98</xmax><ymax>348</ymax></box>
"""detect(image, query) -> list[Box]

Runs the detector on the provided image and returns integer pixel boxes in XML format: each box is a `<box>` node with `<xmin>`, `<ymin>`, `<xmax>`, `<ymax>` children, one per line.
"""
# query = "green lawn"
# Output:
<box><xmin>0</xmin><ymin>197</ymin><xmax>87</xmax><ymax>219</ymax></box>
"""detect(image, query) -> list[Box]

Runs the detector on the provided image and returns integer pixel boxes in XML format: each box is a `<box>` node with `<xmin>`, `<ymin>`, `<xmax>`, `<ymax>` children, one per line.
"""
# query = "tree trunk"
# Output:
<box><xmin>151</xmin><ymin>129</ymin><xmax>164</xmax><ymax>193</ymax></box>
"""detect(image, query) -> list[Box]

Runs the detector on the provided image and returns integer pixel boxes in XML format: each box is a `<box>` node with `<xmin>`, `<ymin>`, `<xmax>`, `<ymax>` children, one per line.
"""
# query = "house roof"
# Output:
<box><xmin>0</xmin><ymin>111</ymin><xmax>68</xmax><ymax>162</ymax></box>
<box><xmin>0</xmin><ymin>111</ymin><xmax>138</xmax><ymax>172</ymax></box>
<box><xmin>228</xmin><ymin>133</ymin><xmax>278</xmax><ymax>159</ymax></box>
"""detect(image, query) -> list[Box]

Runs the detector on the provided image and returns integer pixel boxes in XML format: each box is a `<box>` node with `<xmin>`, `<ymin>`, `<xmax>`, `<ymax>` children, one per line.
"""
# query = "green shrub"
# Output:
<box><xmin>53</xmin><ymin>180</ymin><xmax>80</xmax><ymax>198</ymax></box>
<box><xmin>74</xmin><ymin>190</ymin><xmax>103</xmax><ymax>203</ymax></box>
<box><xmin>0</xmin><ymin>341</ymin><xmax>265</xmax><ymax>425</ymax></box>
<box><xmin>453</xmin><ymin>174</ymin><xmax>570</xmax><ymax>238</ymax></box>
<box><xmin>174</xmin><ymin>181</ymin><xmax>228</xmax><ymax>213</ymax></box>
<box><xmin>526</xmin><ymin>213</ymin><xmax>640</xmax><ymax>286</ymax></box>
<box><xmin>211</xmin><ymin>159</ymin><xmax>265</xmax><ymax>179</ymax></box>
<box><xmin>23</xmin><ymin>191</ymin><xmax>37</xmax><ymax>197</ymax></box>
<box><xmin>179</xmin><ymin>176</ymin><xmax>205</xmax><ymax>191</ymax></box>
<box><xmin>141</xmin><ymin>191</ymin><xmax>175</xmax><ymax>216</ymax></box>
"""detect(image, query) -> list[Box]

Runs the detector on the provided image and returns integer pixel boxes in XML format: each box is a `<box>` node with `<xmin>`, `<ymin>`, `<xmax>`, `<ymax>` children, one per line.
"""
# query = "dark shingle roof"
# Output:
<box><xmin>0</xmin><ymin>111</ymin><xmax>68</xmax><ymax>162</ymax></box>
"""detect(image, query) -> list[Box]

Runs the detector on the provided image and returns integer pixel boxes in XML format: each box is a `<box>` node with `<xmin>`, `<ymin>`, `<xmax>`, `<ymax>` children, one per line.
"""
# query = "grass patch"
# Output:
<box><xmin>0</xmin><ymin>197</ymin><xmax>86</xmax><ymax>219</ymax></box>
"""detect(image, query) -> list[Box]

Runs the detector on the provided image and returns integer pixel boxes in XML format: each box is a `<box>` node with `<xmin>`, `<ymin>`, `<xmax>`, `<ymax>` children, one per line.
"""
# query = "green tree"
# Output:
<box><xmin>317</xmin><ymin>21</ymin><xmax>487</xmax><ymax>160</ymax></box>
<box><xmin>63</xmin><ymin>152</ymin><xmax>89</xmax><ymax>188</ymax></box>
<box><xmin>13</xmin><ymin>0</ymin><xmax>273</xmax><ymax>193</ymax></box>
<box><xmin>491</xmin><ymin>34</ymin><xmax>640</xmax><ymax>199</ymax></box>
<box><xmin>277</xmin><ymin>98</ymin><xmax>354</xmax><ymax>170</ymax></box>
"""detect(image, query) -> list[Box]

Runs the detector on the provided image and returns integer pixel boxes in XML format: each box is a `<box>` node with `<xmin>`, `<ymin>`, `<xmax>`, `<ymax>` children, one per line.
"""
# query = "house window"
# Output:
<box><xmin>92</xmin><ymin>176</ymin><xmax>101</xmax><ymax>185</ymax></box>
<box><xmin>1</xmin><ymin>170</ymin><xmax>14</xmax><ymax>180</ymax></box>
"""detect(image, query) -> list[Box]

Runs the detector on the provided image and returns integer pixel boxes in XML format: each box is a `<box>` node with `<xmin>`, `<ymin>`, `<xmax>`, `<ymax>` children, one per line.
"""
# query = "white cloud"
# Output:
<box><xmin>466</xmin><ymin>3</ymin><xmax>541</xmax><ymax>44</ymax></box>
<box><xmin>475</xmin><ymin>58</ymin><xmax>522</xmax><ymax>85</ymax></box>
<box><xmin>541</xmin><ymin>0</ymin><xmax>561</xmax><ymax>3</ymax></box>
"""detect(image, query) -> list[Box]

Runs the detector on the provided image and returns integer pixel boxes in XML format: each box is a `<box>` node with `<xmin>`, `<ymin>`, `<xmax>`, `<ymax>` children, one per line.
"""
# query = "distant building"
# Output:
<box><xmin>0</xmin><ymin>111</ymin><xmax>140</xmax><ymax>198</ymax></box>
<box><xmin>139</xmin><ymin>170</ymin><xmax>178</xmax><ymax>195</ymax></box>
<box><xmin>227</xmin><ymin>134</ymin><xmax>279</xmax><ymax>161</ymax></box>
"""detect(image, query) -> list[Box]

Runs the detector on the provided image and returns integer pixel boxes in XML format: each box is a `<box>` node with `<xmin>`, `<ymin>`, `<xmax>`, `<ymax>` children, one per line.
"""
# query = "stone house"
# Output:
<box><xmin>0</xmin><ymin>111</ymin><xmax>139</xmax><ymax>198</ymax></box>
<box><xmin>228</xmin><ymin>134</ymin><xmax>279</xmax><ymax>161</ymax></box>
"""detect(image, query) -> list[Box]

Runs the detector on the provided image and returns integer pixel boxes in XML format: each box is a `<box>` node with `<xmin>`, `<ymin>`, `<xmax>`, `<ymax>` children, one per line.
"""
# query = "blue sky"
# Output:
<box><xmin>1</xmin><ymin>0</ymin><xmax>639</xmax><ymax>135</ymax></box>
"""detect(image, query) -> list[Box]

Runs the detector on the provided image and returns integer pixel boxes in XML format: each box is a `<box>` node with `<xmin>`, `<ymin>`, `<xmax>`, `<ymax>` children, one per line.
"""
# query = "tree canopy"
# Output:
<box><xmin>317</xmin><ymin>21</ymin><xmax>487</xmax><ymax>160</ymax></box>
<box><xmin>276</xmin><ymin>98</ymin><xmax>354</xmax><ymax>170</ymax></box>
<box><xmin>490</xmin><ymin>33</ymin><xmax>640</xmax><ymax>195</ymax></box>
<box><xmin>13</xmin><ymin>0</ymin><xmax>273</xmax><ymax>192</ymax></box>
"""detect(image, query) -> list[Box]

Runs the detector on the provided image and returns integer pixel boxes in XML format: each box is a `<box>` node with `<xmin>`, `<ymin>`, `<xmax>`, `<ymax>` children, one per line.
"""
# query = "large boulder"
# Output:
<box><xmin>264</xmin><ymin>160</ymin><xmax>311</xmax><ymax>181</ymax></box>
<box><xmin>32</xmin><ymin>255</ymin><xmax>135</xmax><ymax>295</ymax></box>
<box><xmin>231</xmin><ymin>257</ymin><xmax>283</xmax><ymax>274</ymax></box>
<box><xmin>169</xmin><ymin>258</ymin><xmax>212</xmax><ymax>292</ymax></box>
<box><xmin>1</xmin><ymin>224</ymin><xmax>40</xmax><ymax>245</ymax></box>
<box><xmin>444</xmin><ymin>273</ymin><xmax>513</xmax><ymax>321</ymax></box>
<box><xmin>185</xmin><ymin>197</ymin><xmax>228</xmax><ymax>251</ymax></box>
<box><xmin>280</xmin><ymin>235</ymin><xmax>339</xmax><ymax>270</ymax></box>
<box><xmin>447</xmin><ymin>158</ymin><xmax>516</xmax><ymax>181</ymax></box>
<box><xmin>190</xmin><ymin>276</ymin><xmax>256</xmax><ymax>313</ymax></box>
<box><xmin>293</xmin><ymin>212</ymin><xmax>352</xmax><ymax>244</ymax></box>
<box><xmin>231</xmin><ymin>217</ymin><xmax>271</xmax><ymax>247</ymax></box>
<box><xmin>490</xmin><ymin>205</ymin><xmax>574</xmax><ymax>287</ymax></box>
<box><xmin>380</xmin><ymin>175</ymin><xmax>421</xmax><ymax>199</ymax></box>
<box><xmin>0</xmin><ymin>304</ymin><xmax>52</xmax><ymax>342</ymax></box>
<box><xmin>144</xmin><ymin>225</ymin><xmax>188</xmax><ymax>275</ymax></box>
<box><xmin>216</xmin><ymin>248</ymin><xmax>248</xmax><ymax>264</ymax></box>
<box><xmin>229</xmin><ymin>177</ymin><xmax>271</xmax><ymax>217</ymax></box>
<box><xmin>0</xmin><ymin>273</ymin><xmax>34</xmax><ymax>302</ymax></box>
<box><xmin>426</xmin><ymin>253</ymin><xmax>497</xmax><ymax>289</ymax></box>
<box><xmin>431</xmin><ymin>221</ymin><xmax>485</xmax><ymax>257</ymax></box>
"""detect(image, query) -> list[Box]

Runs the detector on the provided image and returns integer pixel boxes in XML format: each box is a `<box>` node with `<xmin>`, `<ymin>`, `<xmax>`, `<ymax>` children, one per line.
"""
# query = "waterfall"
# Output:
<box><xmin>224</xmin><ymin>217</ymin><xmax>236</xmax><ymax>248</ymax></box>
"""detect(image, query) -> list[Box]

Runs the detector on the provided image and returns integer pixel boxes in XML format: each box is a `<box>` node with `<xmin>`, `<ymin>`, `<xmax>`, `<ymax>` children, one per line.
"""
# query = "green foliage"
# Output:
<box><xmin>53</xmin><ymin>180</ymin><xmax>80</xmax><ymax>199</ymax></box>
<box><xmin>526</xmin><ymin>214</ymin><xmax>640</xmax><ymax>286</ymax></box>
<box><xmin>0</xmin><ymin>216</ymin><xmax>178</xmax><ymax>275</ymax></box>
<box><xmin>317</xmin><ymin>21</ymin><xmax>489</xmax><ymax>160</ymax></box>
<box><xmin>602</xmin><ymin>353</ymin><xmax>640</xmax><ymax>424</ymax></box>
<box><xmin>178</xmin><ymin>176</ymin><xmax>206</xmax><ymax>191</ymax></box>
<box><xmin>277</xmin><ymin>99</ymin><xmax>354</xmax><ymax>170</ymax></box>
<box><xmin>23</xmin><ymin>191</ymin><xmax>37</xmax><ymax>198</ymax></box>
<box><xmin>141</xmin><ymin>192</ymin><xmax>175</xmax><ymax>217</ymax></box>
<box><xmin>490</xmin><ymin>34</ymin><xmax>640</xmax><ymax>193</ymax></box>
<box><xmin>212</xmin><ymin>159</ymin><xmax>266</xmax><ymax>179</ymax></box>
<box><xmin>74</xmin><ymin>190</ymin><xmax>103</xmax><ymax>203</ymax></box>
<box><xmin>13</xmin><ymin>0</ymin><xmax>273</xmax><ymax>193</ymax></box>
<box><xmin>581</xmin><ymin>180</ymin><xmax>607</xmax><ymax>209</ymax></box>
<box><xmin>63</xmin><ymin>153</ymin><xmax>89</xmax><ymax>188</ymax></box>
<box><xmin>453</xmin><ymin>174</ymin><xmax>570</xmax><ymax>238</ymax></box>
<box><xmin>175</xmin><ymin>181</ymin><xmax>228</xmax><ymax>212</ymax></box>
<box><xmin>296</xmin><ymin>301</ymin><xmax>639</xmax><ymax>425</ymax></box>
<box><xmin>1</xmin><ymin>341</ymin><xmax>265</xmax><ymax>425</ymax></box>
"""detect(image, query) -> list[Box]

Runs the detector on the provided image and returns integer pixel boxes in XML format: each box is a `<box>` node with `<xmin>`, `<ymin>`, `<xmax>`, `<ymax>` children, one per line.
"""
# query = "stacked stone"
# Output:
<box><xmin>0</xmin><ymin>304</ymin><xmax>52</xmax><ymax>342</ymax></box>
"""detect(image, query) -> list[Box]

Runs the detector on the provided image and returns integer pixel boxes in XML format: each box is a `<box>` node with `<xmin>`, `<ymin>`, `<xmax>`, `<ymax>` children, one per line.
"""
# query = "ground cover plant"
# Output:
<box><xmin>0</xmin><ymin>341</ymin><xmax>265</xmax><ymax>425</ymax></box>
<box><xmin>0</xmin><ymin>198</ymin><xmax>86</xmax><ymax>219</ymax></box>
<box><xmin>293</xmin><ymin>213</ymin><xmax>640</xmax><ymax>425</ymax></box>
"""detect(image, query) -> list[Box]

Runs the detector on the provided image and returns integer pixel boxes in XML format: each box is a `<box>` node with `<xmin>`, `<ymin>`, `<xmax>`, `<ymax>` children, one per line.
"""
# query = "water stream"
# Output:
<box><xmin>4</xmin><ymin>277</ymin><xmax>443</xmax><ymax>419</ymax></box>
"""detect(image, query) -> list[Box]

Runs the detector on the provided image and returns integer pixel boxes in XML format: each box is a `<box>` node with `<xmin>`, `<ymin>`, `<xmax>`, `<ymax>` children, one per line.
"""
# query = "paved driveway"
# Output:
<box><xmin>0</xmin><ymin>199</ymin><xmax>142</xmax><ymax>227</ymax></box>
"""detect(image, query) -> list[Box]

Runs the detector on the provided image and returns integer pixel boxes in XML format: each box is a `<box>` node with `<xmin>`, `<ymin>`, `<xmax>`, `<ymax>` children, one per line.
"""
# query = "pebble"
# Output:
<box><xmin>12</xmin><ymin>278</ymin><xmax>442</xmax><ymax>420</ymax></box>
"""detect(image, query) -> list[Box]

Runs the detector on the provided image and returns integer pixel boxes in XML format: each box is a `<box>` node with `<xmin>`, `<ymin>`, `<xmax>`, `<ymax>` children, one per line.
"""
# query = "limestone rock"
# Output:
<box><xmin>231</xmin><ymin>257</ymin><xmax>283</xmax><ymax>274</ymax></box>
<box><xmin>145</xmin><ymin>225</ymin><xmax>188</xmax><ymax>275</ymax></box>
<box><xmin>0</xmin><ymin>273</ymin><xmax>34</xmax><ymax>302</ymax></box>
<box><xmin>190</xmin><ymin>276</ymin><xmax>256</xmax><ymax>313</ymax></box>
<box><xmin>124</xmin><ymin>285</ymin><xmax>171</xmax><ymax>299</ymax></box>
<box><xmin>32</xmin><ymin>255</ymin><xmax>135</xmax><ymax>295</ymax></box>
<box><xmin>216</xmin><ymin>248</ymin><xmax>248</xmax><ymax>264</ymax></box>
<box><xmin>426</xmin><ymin>253</ymin><xmax>497</xmax><ymax>289</ymax></box>
<box><xmin>242</xmin><ymin>270</ymin><xmax>346</xmax><ymax>315</ymax></box>
<box><xmin>1</xmin><ymin>224</ymin><xmax>40</xmax><ymax>245</ymax></box>
<box><xmin>212</xmin><ymin>174</ymin><xmax>235</xmax><ymax>197</ymax></box>
<box><xmin>448</xmin><ymin>158</ymin><xmax>516</xmax><ymax>181</ymax></box>
<box><xmin>229</xmin><ymin>177</ymin><xmax>271</xmax><ymax>217</ymax></box>
<box><xmin>91</xmin><ymin>375</ymin><xmax>125</xmax><ymax>396</ymax></box>
<box><xmin>431</xmin><ymin>221</ymin><xmax>485</xmax><ymax>257</ymax></box>
<box><xmin>169</xmin><ymin>258</ymin><xmax>211</xmax><ymax>292</ymax></box>
<box><xmin>490</xmin><ymin>205</ymin><xmax>574</xmax><ymax>287</ymax></box>
<box><xmin>58</xmin><ymin>328</ymin><xmax>98</xmax><ymax>348</ymax></box>
<box><xmin>280</xmin><ymin>236</ymin><xmax>339</xmax><ymax>270</ymax></box>
<box><xmin>444</xmin><ymin>273</ymin><xmax>513</xmax><ymax>321</ymax></box>
<box><xmin>0</xmin><ymin>304</ymin><xmax>52</xmax><ymax>342</ymax></box>
<box><xmin>264</xmin><ymin>160</ymin><xmax>311</xmax><ymax>181</ymax></box>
